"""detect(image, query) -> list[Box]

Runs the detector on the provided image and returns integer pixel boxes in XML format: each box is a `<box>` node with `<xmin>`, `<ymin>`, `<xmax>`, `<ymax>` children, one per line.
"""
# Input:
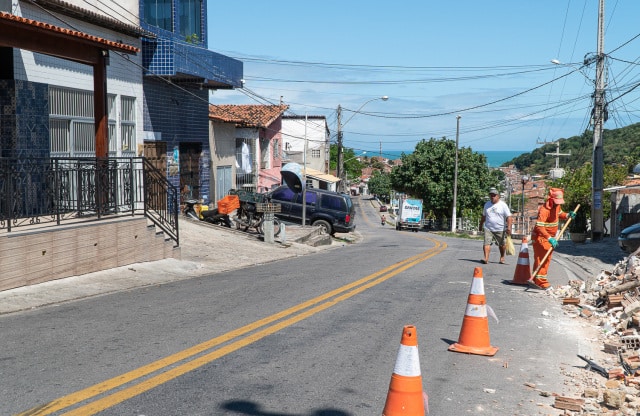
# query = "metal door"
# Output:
<box><xmin>216</xmin><ymin>165</ymin><xmax>232</xmax><ymax>202</ymax></box>
<box><xmin>179</xmin><ymin>142</ymin><xmax>202</xmax><ymax>203</ymax></box>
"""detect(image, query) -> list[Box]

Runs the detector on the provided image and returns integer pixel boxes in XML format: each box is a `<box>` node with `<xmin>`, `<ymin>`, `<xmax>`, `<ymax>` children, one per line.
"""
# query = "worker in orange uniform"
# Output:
<box><xmin>530</xmin><ymin>188</ymin><xmax>576</xmax><ymax>289</ymax></box>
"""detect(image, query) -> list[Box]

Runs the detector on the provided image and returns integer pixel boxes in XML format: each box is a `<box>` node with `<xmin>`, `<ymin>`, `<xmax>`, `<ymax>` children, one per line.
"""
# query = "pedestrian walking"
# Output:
<box><xmin>479</xmin><ymin>187</ymin><xmax>513</xmax><ymax>264</ymax></box>
<box><xmin>530</xmin><ymin>187</ymin><xmax>576</xmax><ymax>289</ymax></box>
<box><xmin>381</xmin><ymin>214</ymin><xmax>386</xmax><ymax>226</ymax></box>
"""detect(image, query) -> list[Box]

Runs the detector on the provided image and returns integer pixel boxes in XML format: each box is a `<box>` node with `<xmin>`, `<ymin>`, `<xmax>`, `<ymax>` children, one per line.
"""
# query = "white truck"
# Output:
<box><xmin>395</xmin><ymin>198</ymin><xmax>423</xmax><ymax>232</ymax></box>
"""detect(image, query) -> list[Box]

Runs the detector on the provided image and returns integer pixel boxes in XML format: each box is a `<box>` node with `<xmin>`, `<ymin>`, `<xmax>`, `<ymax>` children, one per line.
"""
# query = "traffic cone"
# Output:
<box><xmin>382</xmin><ymin>325</ymin><xmax>426</xmax><ymax>416</ymax></box>
<box><xmin>448</xmin><ymin>267</ymin><xmax>499</xmax><ymax>356</ymax></box>
<box><xmin>510</xmin><ymin>237</ymin><xmax>532</xmax><ymax>285</ymax></box>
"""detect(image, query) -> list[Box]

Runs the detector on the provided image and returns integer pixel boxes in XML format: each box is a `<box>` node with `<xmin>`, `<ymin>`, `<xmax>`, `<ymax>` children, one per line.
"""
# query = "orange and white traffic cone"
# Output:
<box><xmin>510</xmin><ymin>237</ymin><xmax>532</xmax><ymax>285</ymax></box>
<box><xmin>448</xmin><ymin>267</ymin><xmax>499</xmax><ymax>356</ymax></box>
<box><xmin>382</xmin><ymin>325</ymin><xmax>427</xmax><ymax>416</ymax></box>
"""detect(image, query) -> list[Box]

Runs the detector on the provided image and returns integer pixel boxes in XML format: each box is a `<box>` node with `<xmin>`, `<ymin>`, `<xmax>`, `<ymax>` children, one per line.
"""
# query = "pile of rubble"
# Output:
<box><xmin>545</xmin><ymin>252</ymin><xmax>640</xmax><ymax>414</ymax></box>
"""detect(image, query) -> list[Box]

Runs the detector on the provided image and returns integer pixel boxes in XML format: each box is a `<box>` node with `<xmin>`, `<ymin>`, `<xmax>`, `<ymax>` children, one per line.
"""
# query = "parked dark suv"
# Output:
<box><xmin>266</xmin><ymin>186</ymin><xmax>356</xmax><ymax>235</ymax></box>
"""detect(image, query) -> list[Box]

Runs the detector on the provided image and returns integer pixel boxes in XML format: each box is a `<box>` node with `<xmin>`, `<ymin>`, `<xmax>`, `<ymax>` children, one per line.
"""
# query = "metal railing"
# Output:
<box><xmin>0</xmin><ymin>157</ymin><xmax>179</xmax><ymax>246</ymax></box>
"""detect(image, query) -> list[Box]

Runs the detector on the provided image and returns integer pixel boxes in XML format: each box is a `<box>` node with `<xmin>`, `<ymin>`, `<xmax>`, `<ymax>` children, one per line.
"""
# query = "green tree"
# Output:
<box><xmin>548</xmin><ymin>162</ymin><xmax>628</xmax><ymax>232</ymax></box>
<box><xmin>329</xmin><ymin>144</ymin><xmax>364</xmax><ymax>180</ymax></box>
<box><xmin>390</xmin><ymin>138</ymin><xmax>499</xmax><ymax>218</ymax></box>
<box><xmin>368</xmin><ymin>170</ymin><xmax>392</xmax><ymax>200</ymax></box>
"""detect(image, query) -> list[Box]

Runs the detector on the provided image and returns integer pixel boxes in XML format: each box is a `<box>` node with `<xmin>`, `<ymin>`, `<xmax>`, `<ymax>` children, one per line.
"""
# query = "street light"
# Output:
<box><xmin>337</xmin><ymin>96</ymin><xmax>388</xmax><ymax>192</ymax></box>
<box><xmin>521</xmin><ymin>174</ymin><xmax>530</xmax><ymax>234</ymax></box>
<box><xmin>342</xmin><ymin>151</ymin><xmax>367</xmax><ymax>165</ymax></box>
<box><xmin>451</xmin><ymin>115</ymin><xmax>461</xmax><ymax>232</ymax></box>
<box><xmin>550</xmin><ymin>58</ymin><xmax>593</xmax><ymax>83</ymax></box>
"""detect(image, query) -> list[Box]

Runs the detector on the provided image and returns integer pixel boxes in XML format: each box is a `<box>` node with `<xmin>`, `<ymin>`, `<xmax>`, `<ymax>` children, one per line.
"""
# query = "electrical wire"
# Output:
<box><xmin>22</xmin><ymin>0</ymin><xmax>640</xmax><ymax>156</ymax></box>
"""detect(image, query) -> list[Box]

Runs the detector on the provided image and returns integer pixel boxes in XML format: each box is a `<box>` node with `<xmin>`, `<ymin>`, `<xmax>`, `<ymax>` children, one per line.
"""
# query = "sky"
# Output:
<box><xmin>206</xmin><ymin>1</ymin><xmax>640</xmax><ymax>157</ymax></box>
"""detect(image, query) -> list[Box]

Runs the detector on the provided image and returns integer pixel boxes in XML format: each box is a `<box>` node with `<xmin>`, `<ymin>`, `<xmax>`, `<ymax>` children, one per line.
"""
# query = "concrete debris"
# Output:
<box><xmin>545</xmin><ymin>247</ymin><xmax>640</xmax><ymax>414</ymax></box>
<box><xmin>554</xmin><ymin>396</ymin><xmax>585</xmax><ymax>412</ymax></box>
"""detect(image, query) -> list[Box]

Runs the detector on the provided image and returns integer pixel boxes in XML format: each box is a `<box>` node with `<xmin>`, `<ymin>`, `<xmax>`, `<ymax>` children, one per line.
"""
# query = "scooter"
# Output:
<box><xmin>184</xmin><ymin>199</ymin><xmax>232</xmax><ymax>227</ymax></box>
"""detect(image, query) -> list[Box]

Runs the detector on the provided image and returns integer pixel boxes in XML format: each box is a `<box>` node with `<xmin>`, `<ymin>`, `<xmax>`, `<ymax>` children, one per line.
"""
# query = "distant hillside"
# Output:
<box><xmin>503</xmin><ymin>123</ymin><xmax>640</xmax><ymax>173</ymax></box>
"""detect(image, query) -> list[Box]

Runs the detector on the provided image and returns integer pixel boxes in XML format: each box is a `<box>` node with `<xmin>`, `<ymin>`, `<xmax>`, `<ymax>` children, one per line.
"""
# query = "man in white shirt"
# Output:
<box><xmin>479</xmin><ymin>187</ymin><xmax>513</xmax><ymax>264</ymax></box>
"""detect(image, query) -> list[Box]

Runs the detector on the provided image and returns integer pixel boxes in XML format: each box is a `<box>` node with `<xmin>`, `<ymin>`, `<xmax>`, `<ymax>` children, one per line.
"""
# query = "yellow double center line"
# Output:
<box><xmin>20</xmin><ymin>237</ymin><xmax>446</xmax><ymax>416</ymax></box>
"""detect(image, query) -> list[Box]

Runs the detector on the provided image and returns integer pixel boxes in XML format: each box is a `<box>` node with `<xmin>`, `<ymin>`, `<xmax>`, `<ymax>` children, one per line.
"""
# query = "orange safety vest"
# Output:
<box><xmin>532</xmin><ymin>200</ymin><xmax>568</xmax><ymax>239</ymax></box>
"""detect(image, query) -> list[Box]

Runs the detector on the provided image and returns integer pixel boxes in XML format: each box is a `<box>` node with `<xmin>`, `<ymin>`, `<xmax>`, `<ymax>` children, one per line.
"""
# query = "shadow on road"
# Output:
<box><xmin>221</xmin><ymin>400</ymin><xmax>352</xmax><ymax>416</ymax></box>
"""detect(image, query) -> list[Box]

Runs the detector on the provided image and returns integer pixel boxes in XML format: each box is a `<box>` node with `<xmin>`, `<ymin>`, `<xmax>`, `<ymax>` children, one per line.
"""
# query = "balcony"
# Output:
<box><xmin>142</xmin><ymin>37</ymin><xmax>243</xmax><ymax>89</ymax></box>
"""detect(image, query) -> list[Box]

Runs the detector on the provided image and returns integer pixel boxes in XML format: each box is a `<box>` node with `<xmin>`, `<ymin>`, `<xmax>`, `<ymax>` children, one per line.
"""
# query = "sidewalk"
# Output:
<box><xmin>0</xmin><ymin>220</ymin><xmax>358</xmax><ymax>315</ymax></box>
<box><xmin>550</xmin><ymin>236</ymin><xmax>625</xmax><ymax>277</ymax></box>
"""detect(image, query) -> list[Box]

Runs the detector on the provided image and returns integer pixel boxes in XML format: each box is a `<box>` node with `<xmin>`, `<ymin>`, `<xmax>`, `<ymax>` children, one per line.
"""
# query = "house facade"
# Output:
<box><xmin>0</xmin><ymin>0</ymin><xmax>242</xmax><ymax>290</ymax></box>
<box><xmin>208</xmin><ymin>104</ymin><xmax>288</xmax><ymax>202</ymax></box>
<box><xmin>139</xmin><ymin>0</ymin><xmax>243</xmax><ymax>204</ymax></box>
<box><xmin>281</xmin><ymin>115</ymin><xmax>329</xmax><ymax>173</ymax></box>
<box><xmin>1</xmin><ymin>0</ymin><xmax>144</xmax><ymax>159</ymax></box>
<box><xmin>281</xmin><ymin>115</ymin><xmax>337</xmax><ymax>191</ymax></box>
<box><xmin>1</xmin><ymin>0</ymin><xmax>243</xmax><ymax>203</ymax></box>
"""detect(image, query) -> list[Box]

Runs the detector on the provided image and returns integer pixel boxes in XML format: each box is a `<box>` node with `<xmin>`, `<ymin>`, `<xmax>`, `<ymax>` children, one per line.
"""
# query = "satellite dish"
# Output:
<box><xmin>633</xmin><ymin>163</ymin><xmax>640</xmax><ymax>174</ymax></box>
<box><xmin>281</xmin><ymin>163</ymin><xmax>305</xmax><ymax>192</ymax></box>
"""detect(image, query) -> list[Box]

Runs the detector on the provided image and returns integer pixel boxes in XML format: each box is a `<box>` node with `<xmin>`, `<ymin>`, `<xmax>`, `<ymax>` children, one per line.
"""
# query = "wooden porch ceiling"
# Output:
<box><xmin>0</xmin><ymin>11</ymin><xmax>138</xmax><ymax>65</ymax></box>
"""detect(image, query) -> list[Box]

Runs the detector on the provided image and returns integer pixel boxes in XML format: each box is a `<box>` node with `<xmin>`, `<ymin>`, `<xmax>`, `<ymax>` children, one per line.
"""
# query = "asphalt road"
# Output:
<box><xmin>1</xmin><ymin>196</ymin><xmax>622</xmax><ymax>415</ymax></box>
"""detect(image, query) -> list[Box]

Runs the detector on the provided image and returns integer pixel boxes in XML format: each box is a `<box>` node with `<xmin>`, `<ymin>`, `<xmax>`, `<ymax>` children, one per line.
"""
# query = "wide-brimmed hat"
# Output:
<box><xmin>489</xmin><ymin>187</ymin><xmax>499</xmax><ymax>196</ymax></box>
<box><xmin>549</xmin><ymin>187</ymin><xmax>565</xmax><ymax>204</ymax></box>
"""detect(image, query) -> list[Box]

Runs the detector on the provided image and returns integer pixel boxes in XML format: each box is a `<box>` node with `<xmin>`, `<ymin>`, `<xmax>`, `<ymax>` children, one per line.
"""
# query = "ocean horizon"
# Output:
<box><xmin>380</xmin><ymin>149</ymin><xmax>525</xmax><ymax>168</ymax></box>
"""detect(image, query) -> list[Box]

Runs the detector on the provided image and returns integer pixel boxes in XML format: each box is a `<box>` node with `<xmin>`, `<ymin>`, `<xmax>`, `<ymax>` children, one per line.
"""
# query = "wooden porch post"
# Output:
<box><xmin>94</xmin><ymin>50</ymin><xmax>109</xmax><ymax>158</ymax></box>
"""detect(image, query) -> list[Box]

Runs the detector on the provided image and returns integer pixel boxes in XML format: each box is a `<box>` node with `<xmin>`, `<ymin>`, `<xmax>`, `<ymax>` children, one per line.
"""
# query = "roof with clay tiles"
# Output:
<box><xmin>31</xmin><ymin>0</ymin><xmax>154</xmax><ymax>38</ymax></box>
<box><xmin>209</xmin><ymin>104</ymin><xmax>289</xmax><ymax>128</ymax></box>
<box><xmin>0</xmin><ymin>11</ymin><xmax>139</xmax><ymax>54</ymax></box>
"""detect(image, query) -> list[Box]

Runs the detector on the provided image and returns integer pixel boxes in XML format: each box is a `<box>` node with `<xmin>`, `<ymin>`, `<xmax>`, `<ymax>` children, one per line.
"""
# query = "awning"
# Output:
<box><xmin>303</xmin><ymin>168</ymin><xmax>340</xmax><ymax>184</ymax></box>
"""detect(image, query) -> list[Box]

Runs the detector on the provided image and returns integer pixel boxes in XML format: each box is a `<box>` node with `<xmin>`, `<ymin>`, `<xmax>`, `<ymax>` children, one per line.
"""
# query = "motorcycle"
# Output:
<box><xmin>229</xmin><ymin>189</ymin><xmax>282</xmax><ymax>236</ymax></box>
<box><xmin>381</xmin><ymin>215</ymin><xmax>386</xmax><ymax>226</ymax></box>
<box><xmin>184</xmin><ymin>199</ymin><xmax>232</xmax><ymax>227</ymax></box>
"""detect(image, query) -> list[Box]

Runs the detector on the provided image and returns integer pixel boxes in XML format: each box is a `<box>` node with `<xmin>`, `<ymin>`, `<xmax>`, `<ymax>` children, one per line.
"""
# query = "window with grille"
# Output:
<box><xmin>49</xmin><ymin>87</ymin><xmax>118</xmax><ymax>156</ymax></box>
<box><xmin>273</xmin><ymin>139</ymin><xmax>280</xmax><ymax>159</ymax></box>
<box><xmin>260</xmin><ymin>137</ymin><xmax>270</xmax><ymax>168</ymax></box>
<box><xmin>121</xmin><ymin>96</ymin><xmax>136</xmax><ymax>153</ymax></box>
<box><xmin>311</xmin><ymin>149</ymin><xmax>321</xmax><ymax>158</ymax></box>
<box><xmin>236</xmin><ymin>138</ymin><xmax>256</xmax><ymax>190</ymax></box>
<box><xmin>107</xmin><ymin>95</ymin><xmax>117</xmax><ymax>154</ymax></box>
<box><xmin>50</xmin><ymin>119</ymin><xmax>70</xmax><ymax>153</ymax></box>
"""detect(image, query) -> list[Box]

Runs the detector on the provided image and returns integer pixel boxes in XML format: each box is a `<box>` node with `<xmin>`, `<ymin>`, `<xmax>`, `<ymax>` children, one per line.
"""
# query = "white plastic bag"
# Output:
<box><xmin>505</xmin><ymin>235</ymin><xmax>516</xmax><ymax>256</ymax></box>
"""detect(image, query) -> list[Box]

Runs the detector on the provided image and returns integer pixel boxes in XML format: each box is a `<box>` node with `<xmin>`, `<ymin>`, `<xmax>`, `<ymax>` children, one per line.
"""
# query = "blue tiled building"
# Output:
<box><xmin>140</xmin><ymin>0</ymin><xmax>243</xmax><ymax>204</ymax></box>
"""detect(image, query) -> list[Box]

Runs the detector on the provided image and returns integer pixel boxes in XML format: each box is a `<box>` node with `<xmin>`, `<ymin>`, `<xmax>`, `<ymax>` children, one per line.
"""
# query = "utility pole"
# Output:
<box><xmin>302</xmin><ymin>114</ymin><xmax>308</xmax><ymax>227</ymax></box>
<box><xmin>591</xmin><ymin>0</ymin><xmax>605</xmax><ymax>241</ymax></box>
<box><xmin>336</xmin><ymin>97</ymin><xmax>388</xmax><ymax>193</ymax></box>
<box><xmin>451</xmin><ymin>115</ymin><xmax>461</xmax><ymax>233</ymax></box>
<box><xmin>336</xmin><ymin>105</ymin><xmax>343</xmax><ymax>192</ymax></box>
